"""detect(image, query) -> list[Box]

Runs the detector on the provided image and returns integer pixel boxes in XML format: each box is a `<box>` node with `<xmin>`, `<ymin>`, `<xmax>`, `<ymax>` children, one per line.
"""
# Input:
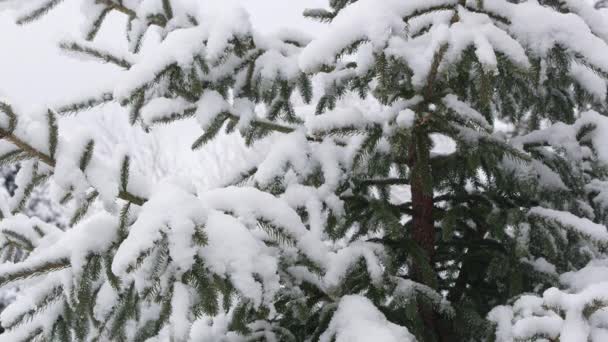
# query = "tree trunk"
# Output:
<box><xmin>408</xmin><ymin>129</ymin><xmax>452</xmax><ymax>342</ymax></box>
<box><xmin>408</xmin><ymin>130</ymin><xmax>435</xmax><ymax>281</ymax></box>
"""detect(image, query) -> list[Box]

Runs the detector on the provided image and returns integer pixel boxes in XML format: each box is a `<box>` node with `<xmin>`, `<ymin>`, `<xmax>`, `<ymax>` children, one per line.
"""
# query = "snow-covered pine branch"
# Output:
<box><xmin>1</xmin><ymin>0</ymin><xmax>608</xmax><ymax>341</ymax></box>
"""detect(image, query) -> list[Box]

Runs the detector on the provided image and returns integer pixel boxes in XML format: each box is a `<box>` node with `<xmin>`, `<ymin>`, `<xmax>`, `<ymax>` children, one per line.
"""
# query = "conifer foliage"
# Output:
<box><xmin>1</xmin><ymin>0</ymin><xmax>608</xmax><ymax>341</ymax></box>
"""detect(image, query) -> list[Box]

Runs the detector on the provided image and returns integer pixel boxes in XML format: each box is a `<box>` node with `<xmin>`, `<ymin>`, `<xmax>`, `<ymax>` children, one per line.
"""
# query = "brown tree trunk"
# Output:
<box><xmin>408</xmin><ymin>130</ymin><xmax>435</xmax><ymax>280</ymax></box>
<box><xmin>408</xmin><ymin>129</ymin><xmax>452</xmax><ymax>342</ymax></box>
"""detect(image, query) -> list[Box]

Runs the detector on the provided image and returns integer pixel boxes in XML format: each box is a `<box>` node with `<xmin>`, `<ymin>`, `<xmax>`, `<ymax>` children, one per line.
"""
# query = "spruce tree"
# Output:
<box><xmin>0</xmin><ymin>0</ymin><xmax>607</xmax><ymax>342</ymax></box>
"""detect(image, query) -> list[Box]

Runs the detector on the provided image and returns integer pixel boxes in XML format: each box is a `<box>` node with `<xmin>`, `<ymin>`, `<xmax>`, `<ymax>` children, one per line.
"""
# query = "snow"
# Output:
<box><xmin>323</xmin><ymin>242</ymin><xmax>384</xmax><ymax>289</ymax></box>
<box><xmin>570</xmin><ymin>62</ymin><xmax>607</xmax><ymax>101</ymax></box>
<box><xmin>2</xmin><ymin>0</ymin><xmax>608</xmax><ymax>341</ymax></box>
<box><xmin>562</xmin><ymin>0</ymin><xmax>608</xmax><ymax>42</ymax></box>
<box><xmin>0</xmin><ymin>271</ymin><xmax>64</xmax><ymax>328</ymax></box>
<box><xmin>485</xmin><ymin>0</ymin><xmax>608</xmax><ymax>74</ymax></box>
<box><xmin>254</xmin><ymin>50</ymin><xmax>300</xmax><ymax>82</ymax></box>
<box><xmin>393</xmin><ymin>278</ymin><xmax>452</xmax><ymax>315</ymax></box>
<box><xmin>492</xmin><ymin>258</ymin><xmax>608</xmax><ymax>342</ymax></box>
<box><xmin>0</xmin><ymin>299</ymin><xmax>63</xmax><ymax>342</ymax></box>
<box><xmin>396</xmin><ymin>109</ymin><xmax>415</xmax><ymax>129</ymax></box>
<box><xmin>200</xmin><ymin>211</ymin><xmax>279</xmax><ymax>308</ymax></box>
<box><xmin>522</xmin><ymin>257</ymin><xmax>558</xmax><ymax>276</ymax></box>
<box><xmin>319</xmin><ymin>295</ymin><xmax>415</xmax><ymax>342</ymax></box>
<box><xmin>512</xmin><ymin>110</ymin><xmax>608</xmax><ymax>166</ymax></box>
<box><xmin>560</xmin><ymin>259</ymin><xmax>608</xmax><ymax>291</ymax></box>
<box><xmin>141</xmin><ymin>97</ymin><xmax>193</xmax><ymax>126</ymax></box>
<box><xmin>306</xmin><ymin>107</ymin><xmax>369</xmax><ymax>133</ymax></box>
<box><xmin>199</xmin><ymin>186</ymin><xmax>328</xmax><ymax>265</ymax></box>
<box><xmin>253</xmin><ymin>131</ymin><xmax>311</xmax><ymax>186</ymax></box>
<box><xmin>189</xmin><ymin>312</ymin><xmax>237</xmax><ymax>341</ymax></box>
<box><xmin>299</xmin><ymin>0</ymin><xmax>458</xmax><ymax>72</ymax></box>
<box><xmin>170</xmin><ymin>282</ymin><xmax>193</xmax><ymax>340</ymax></box>
<box><xmin>93</xmin><ymin>281</ymin><xmax>118</xmax><ymax>321</ymax></box>
<box><xmin>112</xmin><ymin>183</ymin><xmax>204</xmax><ymax>277</ymax></box>
<box><xmin>0</xmin><ymin>212</ymin><xmax>116</xmax><ymax>298</ymax></box>
<box><xmin>50</xmin><ymin>213</ymin><xmax>117</xmax><ymax>273</ymax></box>
<box><xmin>442</xmin><ymin>94</ymin><xmax>491</xmax><ymax>130</ymax></box>
<box><xmin>529</xmin><ymin>207</ymin><xmax>608</xmax><ymax>243</ymax></box>
<box><xmin>113</xmin><ymin>25</ymin><xmax>206</xmax><ymax>101</ymax></box>
<box><xmin>445</xmin><ymin>7</ymin><xmax>530</xmax><ymax>72</ymax></box>
<box><xmin>512</xmin><ymin>315</ymin><xmax>563</xmax><ymax>341</ymax></box>
<box><xmin>487</xmin><ymin>306</ymin><xmax>514</xmax><ymax>342</ymax></box>
<box><xmin>205</xmin><ymin>7</ymin><xmax>252</xmax><ymax>63</ymax></box>
<box><xmin>0</xmin><ymin>214</ymin><xmax>62</xmax><ymax>250</ymax></box>
<box><xmin>195</xmin><ymin>91</ymin><xmax>230</xmax><ymax>130</ymax></box>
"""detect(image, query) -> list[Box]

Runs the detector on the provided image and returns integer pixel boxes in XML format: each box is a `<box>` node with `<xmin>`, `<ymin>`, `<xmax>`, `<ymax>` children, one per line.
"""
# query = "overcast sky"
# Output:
<box><xmin>0</xmin><ymin>0</ymin><xmax>327</xmax><ymax>106</ymax></box>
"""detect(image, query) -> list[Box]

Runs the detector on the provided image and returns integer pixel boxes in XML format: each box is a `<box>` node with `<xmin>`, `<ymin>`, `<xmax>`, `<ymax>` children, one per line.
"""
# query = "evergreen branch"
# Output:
<box><xmin>420</xmin><ymin>4</ymin><xmax>463</xmax><ymax>103</ymax></box>
<box><xmin>0</xmin><ymin>101</ymin><xmax>18</xmax><ymax>136</ymax></box>
<box><xmin>257</xmin><ymin>220</ymin><xmax>296</xmax><ymax>246</ymax></box>
<box><xmin>104</xmin><ymin>251</ymin><xmax>121</xmax><ymax>291</ymax></box>
<box><xmin>0</xmin><ymin>119</ymin><xmax>147</xmax><ymax>205</ymax></box>
<box><xmin>117</xmin><ymin>202</ymin><xmax>132</xmax><ymax>242</ymax></box>
<box><xmin>573</xmin><ymin>55</ymin><xmax>608</xmax><ymax>80</ymax></box>
<box><xmin>0</xmin><ymin>258</ymin><xmax>70</xmax><ymax>286</ymax></box>
<box><xmin>60</xmin><ymin>41</ymin><xmax>132</xmax><ymax>69</ymax></box>
<box><xmin>463</xmin><ymin>5</ymin><xmax>510</xmax><ymax>25</ymax></box>
<box><xmin>247</xmin><ymin>116</ymin><xmax>296</xmax><ymax>134</ymax></box>
<box><xmin>303</xmin><ymin>8</ymin><xmax>335</xmax><ymax>22</ymax></box>
<box><xmin>222</xmin><ymin>167</ymin><xmax>258</xmax><ymax>187</ymax></box>
<box><xmin>129</xmin><ymin>90</ymin><xmax>145</xmax><ymax>125</ymax></box>
<box><xmin>161</xmin><ymin>0</ymin><xmax>173</xmax><ymax>20</ymax></box>
<box><xmin>55</xmin><ymin>92</ymin><xmax>114</xmax><ymax>114</ymax></box>
<box><xmin>120</xmin><ymin>155</ymin><xmax>130</xmax><ymax>193</ymax></box>
<box><xmin>2</xmin><ymin>230</ymin><xmax>34</xmax><ymax>251</ymax></box>
<box><xmin>147</xmin><ymin>106</ymin><xmax>197</xmax><ymax>126</ymax></box>
<box><xmin>0</xmin><ymin>149</ymin><xmax>29</xmax><ymax>166</ymax></box>
<box><xmin>94</xmin><ymin>0</ymin><xmax>169</xmax><ymax>30</ymax></box>
<box><xmin>108</xmin><ymin>284</ymin><xmax>138</xmax><ymax>339</ymax></box>
<box><xmin>69</xmin><ymin>190</ymin><xmax>99</xmax><ymax>226</ymax></box>
<box><xmin>47</xmin><ymin>110</ymin><xmax>58</xmax><ymax>160</ymax></box>
<box><xmin>192</xmin><ymin>112</ymin><xmax>297</xmax><ymax>150</ymax></box>
<box><xmin>3</xmin><ymin>285</ymin><xmax>63</xmax><ymax>329</ymax></box>
<box><xmin>118</xmin><ymin>190</ymin><xmax>145</xmax><ymax>206</ymax></box>
<box><xmin>94</xmin><ymin>0</ymin><xmax>136</xmax><ymax>18</ymax></box>
<box><xmin>423</xmin><ymin>44</ymin><xmax>449</xmax><ymax>102</ymax></box>
<box><xmin>16</xmin><ymin>0</ymin><xmax>64</xmax><ymax>25</ymax></box>
<box><xmin>12</xmin><ymin>173</ymin><xmax>50</xmax><ymax>214</ymax></box>
<box><xmin>354</xmin><ymin>178</ymin><xmax>409</xmax><ymax>187</ymax></box>
<box><xmin>0</xmin><ymin>128</ymin><xmax>55</xmax><ymax>165</ymax></box>
<box><xmin>85</xmin><ymin>7</ymin><xmax>112</xmax><ymax>41</ymax></box>
<box><xmin>13</xmin><ymin>326</ymin><xmax>43</xmax><ymax>341</ymax></box>
<box><xmin>192</xmin><ymin>112</ymin><xmax>230</xmax><ymax>150</ymax></box>
<box><xmin>402</xmin><ymin>4</ymin><xmax>455</xmax><ymax>23</ymax></box>
<box><xmin>79</xmin><ymin>140</ymin><xmax>95</xmax><ymax>172</ymax></box>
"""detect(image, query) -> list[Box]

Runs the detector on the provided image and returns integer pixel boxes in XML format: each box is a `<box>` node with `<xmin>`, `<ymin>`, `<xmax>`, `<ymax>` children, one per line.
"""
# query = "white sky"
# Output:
<box><xmin>0</xmin><ymin>0</ymin><xmax>327</xmax><ymax>106</ymax></box>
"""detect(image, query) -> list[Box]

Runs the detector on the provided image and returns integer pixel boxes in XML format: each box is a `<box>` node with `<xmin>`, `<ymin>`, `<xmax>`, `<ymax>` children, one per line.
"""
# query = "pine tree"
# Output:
<box><xmin>299</xmin><ymin>0</ymin><xmax>608</xmax><ymax>340</ymax></box>
<box><xmin>0</xmin><ymin>0</ymin><xmax>608</xmax><ymax>342</ymax></box>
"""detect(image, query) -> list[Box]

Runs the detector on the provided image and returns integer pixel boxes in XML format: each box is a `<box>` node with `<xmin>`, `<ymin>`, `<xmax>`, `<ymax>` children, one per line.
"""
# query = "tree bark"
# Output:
<box><xmin>409</xmin><ymin>131</ymin><xmax>456</xmax><ymax>342</ymax></box>
<box><xmin>408</xmin><ymin>130</ymin><xmax>449</xmax><ymax>342</ymax></box>
<box><xmin>408</xmin><ymin>130</ymin><xmax>435</xmax><ymax>281</ymax></box>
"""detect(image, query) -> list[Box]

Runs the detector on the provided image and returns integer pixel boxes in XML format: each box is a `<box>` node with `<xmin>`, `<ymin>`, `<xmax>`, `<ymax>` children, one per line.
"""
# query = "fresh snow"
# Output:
<box><xmin>319</xmin><ymin>295</ymin><xmax>416</xmax><ymax>342</ymax></box>
<box><xmin>1</xmin><ymin>0</ymin><xmax>608</xmax><ymax>341</ymax></box>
